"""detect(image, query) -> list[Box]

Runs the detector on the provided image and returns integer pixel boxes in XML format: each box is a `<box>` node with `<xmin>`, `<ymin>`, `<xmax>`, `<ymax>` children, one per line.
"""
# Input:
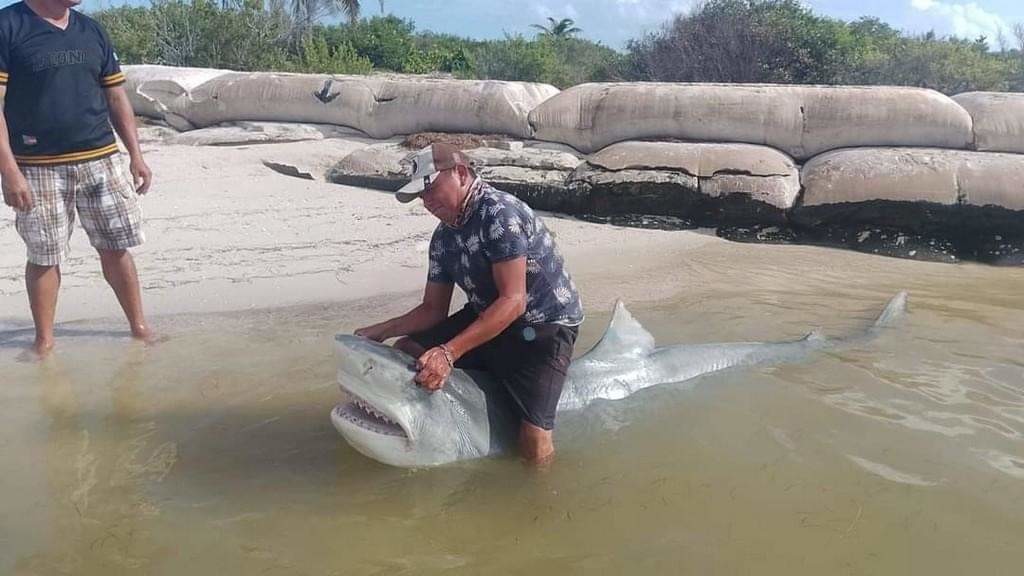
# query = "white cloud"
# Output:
<box><xmin>615</xmin><ymin>0</ymin><xmax>693</xmax><ymax>23</ymax></box>
<box><xmin>531</xmin><ymin>2</ymin><xmax>579</xmax><ymax>22</ymax></box>
<box><xmin>910</xmin><ymin>0</ymin><xmax>1010</xmax><ymax>41</ymax></box>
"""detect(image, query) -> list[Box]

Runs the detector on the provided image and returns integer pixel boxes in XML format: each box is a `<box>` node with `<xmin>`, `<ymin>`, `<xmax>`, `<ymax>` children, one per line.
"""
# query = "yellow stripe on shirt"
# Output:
<box><xmin>15</xmin><ymin>143</ymin><xmax>120</xmax><ymax>166</ymax></box>
<box><xmin>100</xmin><ymin>72</ymin><xmax>125</xmax><ymax>86</ymax></box>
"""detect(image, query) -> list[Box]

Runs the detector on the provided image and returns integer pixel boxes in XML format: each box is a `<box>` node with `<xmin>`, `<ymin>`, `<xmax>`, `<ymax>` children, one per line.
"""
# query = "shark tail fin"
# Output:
<box><xmin>871</xmin><ymin>291</ymin><xmax>908</xmax><ymax>330</ymax></box>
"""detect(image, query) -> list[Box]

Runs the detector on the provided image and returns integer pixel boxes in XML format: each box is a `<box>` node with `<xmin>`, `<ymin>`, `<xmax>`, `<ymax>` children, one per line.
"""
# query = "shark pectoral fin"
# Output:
<box><xmin>580</xmin><ymin>300</ymin><xmax>656</xmax><ymax>362</ymax></box>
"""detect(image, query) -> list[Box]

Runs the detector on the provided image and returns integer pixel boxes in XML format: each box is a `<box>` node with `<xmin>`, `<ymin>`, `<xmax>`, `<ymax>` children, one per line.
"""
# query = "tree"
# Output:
<box><xmin>290</xmin><ymin>0</ymin><xmax>360</xmax><ymax>37</ymax></box>
<box><xmin>531</xmin><ymin>17</ymin><xmax>582</xmax><ymax>39</ymax></box>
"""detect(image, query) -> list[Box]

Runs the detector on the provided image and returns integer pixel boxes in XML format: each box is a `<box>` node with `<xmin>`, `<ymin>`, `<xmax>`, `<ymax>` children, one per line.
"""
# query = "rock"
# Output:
<box><xmin>481</xmin><ymin>140</ymin><xmax>524</xmax><ymax>151</ymax></box>
<box><xmin>168</xmin><ymin>121</ymin><xmax>366</xmax><ymax>146</ymax></box>
<box><xmin>136</xmin><ymin>123</ymin><xmax>180</xmax><ymax>144</ymax></box>
<box><xmin>467</xmin><ymin>147</ymin><xmax>582</xmax><ymax>201</ymax></box>
<box><xmin>558</xmin><ymin>141</ymin><xmax>800</xmax><ymax>225</ymax></box>
<box><xmin>529</xmin><ymin>83</ymin><xmax>973</xmax><ymax>158</ymax></box>
<box><xmin>262</xmin><ymin>161</ymin><xmax>315</xmax><ymax>180</ymax></box>
<box><xmin>952</xmin><ymin>91</ymin><xmax>1024</xmax><ymax>154</ymax></box>
<box><xmin>326</xmin><ymin>143</ymin><xmax>583</xmax><ymax>201</ymax></box>
<box><xmin>326</xmin><ymin>143</ymin><xmax>412</xmax><ymax>191</ymax></box>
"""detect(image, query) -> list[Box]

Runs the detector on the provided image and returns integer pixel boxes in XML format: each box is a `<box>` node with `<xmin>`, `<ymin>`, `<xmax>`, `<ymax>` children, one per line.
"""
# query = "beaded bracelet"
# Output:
<box><xmin>439</xmin><ymin>344</ymin><xmax>455</xmax><ymax>367</ymax></box>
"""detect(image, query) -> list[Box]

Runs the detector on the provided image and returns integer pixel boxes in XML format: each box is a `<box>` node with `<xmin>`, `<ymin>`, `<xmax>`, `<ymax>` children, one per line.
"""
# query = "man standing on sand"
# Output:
<box><xmin>354</xmin><ymin>143</ymin><xmax>584</xmax><ymax>465</ymax></box>
<box><xmin>0</xmin><ymin>0</ymin><xmax>153</xmax><ymax>356</ymax></box>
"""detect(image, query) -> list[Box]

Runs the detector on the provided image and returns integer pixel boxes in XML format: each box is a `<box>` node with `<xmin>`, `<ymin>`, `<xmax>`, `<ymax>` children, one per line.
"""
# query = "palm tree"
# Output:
<box><xmin>291</xmin><ymin>0</ymin><xmax>360</xmax><ymax>35</ymax></box>
<box><xmin>531</xmin><ymin>17</ymin><xmax>582</xmax><ymax>39</ymax></box>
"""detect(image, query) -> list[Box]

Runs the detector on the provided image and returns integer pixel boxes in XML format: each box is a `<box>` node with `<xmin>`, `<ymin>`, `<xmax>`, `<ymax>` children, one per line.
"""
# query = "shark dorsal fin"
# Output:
<box><xmin>802</xmin><ymin>329</ymin><xmax>825</xmax><ymax>342</ymax></box>
<box><xmin>584</xmin><ymin>300</ymin><xmax>656</xmax><ymax>362</ymax></box>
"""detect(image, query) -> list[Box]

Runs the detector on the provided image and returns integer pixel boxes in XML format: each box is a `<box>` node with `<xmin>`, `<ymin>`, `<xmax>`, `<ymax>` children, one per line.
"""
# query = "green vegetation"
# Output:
<box><xmin>625</xmin><ymin>0</ymin><xmax>1023</xmax><ymax>93</ymax></box>
<box><xmin>94</xmin><ymin>0</ymin><xmax>1023</xmax><ymax>93</ymax></box>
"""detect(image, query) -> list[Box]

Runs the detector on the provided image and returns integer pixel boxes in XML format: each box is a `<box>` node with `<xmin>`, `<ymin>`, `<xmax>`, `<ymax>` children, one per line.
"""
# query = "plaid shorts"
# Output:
<box><xmin>15</xmin><ymin>154</ymin><xmax>144</xmax><ymax>266</ymax></box>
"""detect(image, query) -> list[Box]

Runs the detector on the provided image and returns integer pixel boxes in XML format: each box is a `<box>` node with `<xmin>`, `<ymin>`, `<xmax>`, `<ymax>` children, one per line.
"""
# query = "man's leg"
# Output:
<box><xmin>519</xmin><ymin>421</ymin><xmax>555</xmax><ymax>465</ymax></box>
<box><xmin>500</xmin><ymin>324</ymin><xmax>577</xmax><ymax>467</ymax></box>
<box><xmin>26</xmin><ymin>263</ymin><xmax>60</xmax><ymax>355</ymax></box>
<box><xmin>15</xmin><ymin>164</ymin><xmax>72</xmax><ymax>357</ymax></box>
<box><xmin>97</xmin><ymin>248</ymin><xmax>151</xmax><ymax>340</ymax></box>
<box><xmin>77</xmin><ymin>156</ymin><xmax>149</xmax><ymax>340</ymax></box>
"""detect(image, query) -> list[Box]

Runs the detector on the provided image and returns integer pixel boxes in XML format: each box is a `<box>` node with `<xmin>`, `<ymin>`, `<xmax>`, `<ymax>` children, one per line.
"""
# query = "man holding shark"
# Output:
<box><xmin>354</xmin><ymin>143</ymin><xmax>584</xmax><ymax>465</ymax></box>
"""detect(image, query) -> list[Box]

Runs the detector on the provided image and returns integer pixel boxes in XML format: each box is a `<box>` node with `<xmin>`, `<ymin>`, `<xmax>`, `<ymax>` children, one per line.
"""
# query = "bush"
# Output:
<box><xmin>91</xmin><ymin>1</ymin><xmax>1022</xmax><ymax>92</ymax></box>
<box><xmin>93</xmin><ymin>5</ymin><xmax>158</xmax><ymax>64</ymax></box>
<box><xmin>293</xmin><ymin>34</ymin><xmax>374</xmax><ymax>75</ymax></box>
<box><xmin>323</xmin><ymin>16</ymin><xmax>417</xmax><ymax>71</ymax></box>
<box><xmin>98</xmin><ymin>0</ymin><xmax>294</xmax><ymax>70</ymax></box>
<box><xmin>465</xmin><ymin>35</ymin><xmax>562</xmax><ymax>84</ymax></box>
<box><xmin>625</xmin><ymin>0</ymin><xmax>1023</xmax><ymax>93</ymax></box>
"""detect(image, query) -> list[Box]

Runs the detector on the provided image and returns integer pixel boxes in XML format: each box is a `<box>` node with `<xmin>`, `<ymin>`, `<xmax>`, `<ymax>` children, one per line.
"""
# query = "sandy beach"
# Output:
<box><xmin>0</xmin><ymin>136</ymin><xmax>736</xmax><ymax>330</ymax></box>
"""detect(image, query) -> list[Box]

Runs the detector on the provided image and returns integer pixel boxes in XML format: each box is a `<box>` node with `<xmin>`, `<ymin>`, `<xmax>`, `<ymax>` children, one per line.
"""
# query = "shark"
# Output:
<box><xmin>331</xmin><ymin>292</ymin><xmax>907</xmax><ymax>467</ymax></box>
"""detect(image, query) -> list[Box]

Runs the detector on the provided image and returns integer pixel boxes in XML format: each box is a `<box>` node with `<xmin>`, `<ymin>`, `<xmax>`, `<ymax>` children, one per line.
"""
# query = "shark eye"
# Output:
<box><xmin>362</xmin><ymin>361</ymin><xmax>374</xmax><ymax>376</ymax></box>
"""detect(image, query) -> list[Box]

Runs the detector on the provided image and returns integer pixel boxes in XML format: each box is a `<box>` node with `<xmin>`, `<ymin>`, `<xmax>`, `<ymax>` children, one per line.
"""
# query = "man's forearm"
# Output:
<box><xmin>0</xmin><ymin>110</ymin><xmax>21</xmax><ymax>176</ymax></box>
<box><xmin>106</xmin><ymin>88</ymin><xmax>143</xmax><ymax>158</ymax></box>
<box><xmin>376</xmin><ymin>303</ymin><xmax>449</xmax><ymax>340</ymax></box>
<box><xmin>446</xmin><ymin>295</ymin><xmax>524</xmax><ymax>359</ymax></box>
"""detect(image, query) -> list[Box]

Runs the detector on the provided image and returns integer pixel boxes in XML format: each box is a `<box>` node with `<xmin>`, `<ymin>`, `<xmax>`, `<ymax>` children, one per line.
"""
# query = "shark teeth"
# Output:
<box><xmin>338</xmin><ymin>392</ymin><xmax>406</xmax><ymax>437</ymax></box>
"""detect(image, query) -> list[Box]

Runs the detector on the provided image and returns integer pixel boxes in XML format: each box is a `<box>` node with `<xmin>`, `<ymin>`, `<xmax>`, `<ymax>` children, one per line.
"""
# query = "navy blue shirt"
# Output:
<box><xmin>428</xmin><ymin>181</ymin><xmax>584</xmax><ymax>326</ymax></box>
<box><xmin>0</xmin><ymin>2</ymin><xmax>125</xmax><ymax>165</ymax></box>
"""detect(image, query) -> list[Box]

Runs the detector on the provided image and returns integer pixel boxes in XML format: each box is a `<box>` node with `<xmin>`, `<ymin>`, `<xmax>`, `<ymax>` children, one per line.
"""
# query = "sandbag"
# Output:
<box><xmin>123</xmin><ymin>65</ymin><xmax>230</xmax><ymax>130</ymax></box>
<box><xmin>528</xmin><ymin>83</ymin><xmax>973</xmax><ymax>158</ymax></box>
<box><xmin>952</xmin><ymin>92</ymin><xmax>1024</xmax><ymax>154</ymax></box>
<box><xmin>799</xmin><ymin>147</ymin><xmax>1024</xmax><ymax>210</ymax></box>
<box><xmin>793</xmin><ymin>147</ymin><xmax>1024</xmax><ymax>263</ymax></box>
<box><xmin>178</xmin><ymin>72</ymin><xmax>558</xmax><ymax>138</ymax></box>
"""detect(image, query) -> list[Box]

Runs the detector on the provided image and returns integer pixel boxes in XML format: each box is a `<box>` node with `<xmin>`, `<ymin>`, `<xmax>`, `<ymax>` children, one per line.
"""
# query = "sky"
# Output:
<box><xmin>68</xmin><ymin>0</ymin><xmax>1024</xmax><ymax>50</ymax></box>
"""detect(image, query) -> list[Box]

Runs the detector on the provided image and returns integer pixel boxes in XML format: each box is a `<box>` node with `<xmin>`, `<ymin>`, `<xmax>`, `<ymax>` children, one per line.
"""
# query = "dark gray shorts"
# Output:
<box><xmin>409</xmin><ymin>305</ymin><xmax>578</xmax><ymax>430</ymax></box>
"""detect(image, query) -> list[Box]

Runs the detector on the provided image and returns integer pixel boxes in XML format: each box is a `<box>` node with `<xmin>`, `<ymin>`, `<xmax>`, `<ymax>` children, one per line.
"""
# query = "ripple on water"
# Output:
<box><xmin>847</xmin><ymin>455</ymin><xmax>941</xmax><ymax>487</ymax></box>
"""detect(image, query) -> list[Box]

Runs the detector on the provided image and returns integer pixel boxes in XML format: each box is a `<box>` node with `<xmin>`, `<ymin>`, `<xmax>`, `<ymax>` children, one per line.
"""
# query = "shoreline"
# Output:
<box><xmin>0</xmin><ymin>138</ymin><xmax>720</xmax><ymax>327</ymax></box>
<box><xmin>0</xmin><ymin>137</ymin><xmax>985</xmax><ymax>338</ymax></box>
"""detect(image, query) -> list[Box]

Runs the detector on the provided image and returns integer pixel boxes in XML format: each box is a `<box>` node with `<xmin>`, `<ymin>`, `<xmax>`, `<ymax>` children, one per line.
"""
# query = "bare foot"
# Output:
<box><xmin>131</xmin><ymin>325</ymin><xmax>168</xmax><ymax>346</ymax></box>
<box><xmin>26</xmin><ymin>338</ymin><xmax>55</xmax><ymax>360</ymax></box>
<box><xmin>521</xmin><ymin>451</ymin><xmax>555</xmax><ymax>471</ymax></box>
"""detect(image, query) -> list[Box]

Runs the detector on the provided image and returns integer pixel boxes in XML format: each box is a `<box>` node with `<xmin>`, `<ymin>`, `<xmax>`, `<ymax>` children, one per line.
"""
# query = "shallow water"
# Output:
<box><xmin>2</xmin><ymin>254</ymin><xmax>1023</xmax><ymax>574</ymax></box>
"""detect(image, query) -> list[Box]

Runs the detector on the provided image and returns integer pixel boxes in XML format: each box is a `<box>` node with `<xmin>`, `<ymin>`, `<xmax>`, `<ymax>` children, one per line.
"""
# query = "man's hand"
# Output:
<box><xmin>2</xmin><ymin>168</ymin><xmax>32</xmax><ymax>212</ymax></box>
<box><xmin>130</xmin><ymin>156</ymin><xmax>152</xmax><ymax>194</ymax></box>
<box><xmin>415</xmin><ymin>347</ymin><xmax>453</xmax><ymax>392</ymax></box>
<box><xmin>354</xmin><ymin>324</ymin><xmax>389</xmax><ymax>342</ymax></box>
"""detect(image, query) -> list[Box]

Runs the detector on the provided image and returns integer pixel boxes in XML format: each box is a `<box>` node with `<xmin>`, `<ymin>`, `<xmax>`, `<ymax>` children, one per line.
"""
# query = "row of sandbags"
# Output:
<box><xmin>124</xmin><ymin>65</ymin><xmax>557</xmax><ymax>138</ymax></box>
<box><xmin>530</xmin><ymin>84</ymin><xmax>1024</xmax><ymax>158</ymax></box>
<box><xmin>124</xmin><ymin>65</ymin><xmax>1024</xmax><ymax>156</ymax></box>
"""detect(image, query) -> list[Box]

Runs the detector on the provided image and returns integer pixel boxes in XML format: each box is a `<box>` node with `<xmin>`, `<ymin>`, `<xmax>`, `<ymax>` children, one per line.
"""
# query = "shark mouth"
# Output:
<box><xmin>335</xmin><ymin>390</ymin><xmax>407</xmax><ymax>438</ymax></box>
